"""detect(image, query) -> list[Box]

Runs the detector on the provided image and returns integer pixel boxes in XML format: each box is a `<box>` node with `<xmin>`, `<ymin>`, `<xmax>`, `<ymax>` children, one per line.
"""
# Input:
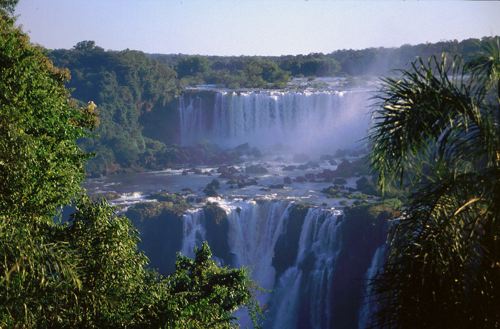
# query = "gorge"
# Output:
<box><xmin>88</xmin><ymin>85</ymin><xmax>394</xmax><ymax>328</ymax></box>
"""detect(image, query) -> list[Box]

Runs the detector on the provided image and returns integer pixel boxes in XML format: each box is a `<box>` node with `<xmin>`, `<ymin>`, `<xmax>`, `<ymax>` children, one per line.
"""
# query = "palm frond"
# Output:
<box><xmin>369</xmin><ymin>55</ymin><xmax>477</xmax><ymax>190</ymax></box>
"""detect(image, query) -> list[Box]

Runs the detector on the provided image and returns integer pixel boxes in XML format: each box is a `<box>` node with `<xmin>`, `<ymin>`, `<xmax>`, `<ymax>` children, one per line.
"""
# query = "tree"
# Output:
<box><xmin>0</xmin><ymin>15</ymin><xmax>93</xmax><ymax>219</ymax></box>
<box><xmin>159</xmin><ymin>242</ymin><xmax>253</xmax><ymax>328</ymax></box>
<box><xmin>0</xmin><ymin>14</ymin><xmax>254</xmax><ymax>328</ymax></box>
<box><xmin>176</xmin><ymin>56</ymin><xmax>210</xmax><ymax>78</ymax></box>
<box><xmin>368</xmin><ymin>39</ymin><xmax>500</xmax><ymax>328</ymax></box>
<box><xmin>0</xmin><ymin>0</ymin><xmax>18</xmax><ymax>14</ymax></box>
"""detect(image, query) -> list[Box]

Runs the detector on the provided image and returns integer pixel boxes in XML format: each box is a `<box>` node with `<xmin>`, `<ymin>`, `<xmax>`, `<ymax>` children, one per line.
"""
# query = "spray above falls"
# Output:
<box><xmin>179</xmin><ymin>89</ymin><xmax>371</xmax><ymax>154</ymax></box>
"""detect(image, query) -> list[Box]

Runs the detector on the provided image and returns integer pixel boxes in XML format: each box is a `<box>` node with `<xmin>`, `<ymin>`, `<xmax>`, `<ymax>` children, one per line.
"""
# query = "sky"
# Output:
<box><xmin>15</xmin><ymin>0</ymin><xmax>500</xmax><ymax>56</ymax></box>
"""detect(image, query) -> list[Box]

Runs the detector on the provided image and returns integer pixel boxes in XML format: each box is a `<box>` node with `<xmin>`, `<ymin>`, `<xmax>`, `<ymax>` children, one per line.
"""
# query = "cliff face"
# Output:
<box><xmin>328</xmin><ymin>205</ymin><xmax>390</xmax><ymax>329</ymax></box>
<box><xmin>126</xmin><ymin>202</ymin><xmax>185</xmax><ymax>274</ymax></box>
<box><xmin>128</xmin><ymin>199</ymin><xmax>391</xmax><ymax>328</ymax></box>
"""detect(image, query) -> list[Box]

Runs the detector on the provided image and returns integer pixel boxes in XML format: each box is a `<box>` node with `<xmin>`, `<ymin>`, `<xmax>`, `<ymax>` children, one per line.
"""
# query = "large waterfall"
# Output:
<box><xmin>179</xmin><ymin>90</ymin><xmax>370</xmax><ymax>153</ymax></box>
<box><xmin>179</xmin><ymin>199</ymin><xmax>386</xmax><ymax>329</ymax></box>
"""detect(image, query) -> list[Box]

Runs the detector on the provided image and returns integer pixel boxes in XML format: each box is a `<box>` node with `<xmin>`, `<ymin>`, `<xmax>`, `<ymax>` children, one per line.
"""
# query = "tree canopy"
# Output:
<box><xmin>369</xmin><ymin>38</ymin><xmax>500</xmax><ymax>328</ymax></box>
<box><xmin>0</xmin><ymin>13</ymin><xmax>254</xmax><ymax>328</ymax></box>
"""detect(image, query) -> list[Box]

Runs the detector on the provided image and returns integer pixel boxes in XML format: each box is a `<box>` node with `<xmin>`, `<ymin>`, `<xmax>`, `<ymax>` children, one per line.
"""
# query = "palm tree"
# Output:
<box><xmin>368</xmin><ymin>37</ymin><xmax>500</xmax><ymax>328</ymax></box>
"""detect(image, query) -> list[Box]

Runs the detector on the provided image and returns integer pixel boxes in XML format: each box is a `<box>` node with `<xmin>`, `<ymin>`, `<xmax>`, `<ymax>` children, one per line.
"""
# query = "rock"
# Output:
<box><xmin>332</xmin><ymin>157</ymin><xmax>370</xmax><ymax>177</ymax></box>
<box><xmin>294</xmin><ymin>176</ymin><xmax>307</xmax><ymax>183</ymax></box>
<box><xmin>283</xmin><ymin>176</ymin><xmax>292</xmax><ymax>184</ymax></box>
<box><xmin>297</xmin><ymin>161</ymin><xmax>320</xmax><ymax>170</ymax></box>
<box><xmin>329</xmin><ymin>159</ymin><xmax>338</xmax><ymax>166</ymax></box>
<box><xmin>203</xmin><ymin>179</ymin><xmax>220</xmax><ymax>197</ymax></box>
<box><xmin>333</xmin><ymin>178</ymin><xmax>347</xmax><ymax>185</ymax></box>
<box><xmin>269</xmin><ymin>184</ymin><xmax>285</xmax><ymax>189</ymax></box>
<box><xmin>238</xmin><ymin>178</ymin><xmax>258</xmax><ymax>188</ymax></box>
<box><xmin>217</xmin><ymin>165</ymin><xmax>240</xmax><ymax>179</ymax></box>
<box><xmin>355</xmin><ymin>176</ymin><xmax>379</xmax><ymax>196</ymax></box>
<box><xmin>245</xmin><ymin>164</ymin><xmax>268</xmax><ymax>174</ymax></box>
<box><xmin>316</xmin><ymin>169</ymin><xmax>335</xmax><ymax>181</ymax></box>
<box><xmin>189</xmin><ymin>167</ymin><xmax>202</xmax><ymax>175</ymax></box>
<box><xmin>321</xmin><ymin>185</ymin><xmax>347</xmax><ymax>198</ymax></box>
<box><xmin>305</xmin><ymin>173</ymin><xmax>316</xmax><ymax>181</ymax></box>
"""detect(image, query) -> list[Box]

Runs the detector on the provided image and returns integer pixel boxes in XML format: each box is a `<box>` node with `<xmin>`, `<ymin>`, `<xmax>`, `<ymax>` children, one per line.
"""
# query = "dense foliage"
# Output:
<box><xmin>369</xmin><ymin>39</ymin><xmax>500</xmax><ymax>328</ymax></box>
<box><xmin>153</xmin><ymin>37</ymin><xmax>496</xmax><ymax>81</ymax></box>
<box><xmin>49</xmin><ymin>41</ymin><xmax>181</xmax><ymax>176</ymax></box>
<box><xmin>0</xmin><ymin>18</ymin><xmax>93</xmax><ymax>218</ymax></box>
<box><xmin>0</xmin><ymin>14</ymin><xmax>254</xmax><ymax>328</ymax></box>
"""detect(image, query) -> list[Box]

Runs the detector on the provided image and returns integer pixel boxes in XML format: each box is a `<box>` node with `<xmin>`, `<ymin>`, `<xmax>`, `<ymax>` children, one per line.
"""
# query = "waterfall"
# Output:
<box><xmin>180</xmin><ymin>199</ymin><xmax>385</xmax><ymax>329</ymax></box>
<box><xmin>179</xmin><ymin>90</ymin><xmax>370</xmax><ymax>153</ymax></box>
<box><xmin>180</xmin><ymin>209</ymin><xmax>206</xmax><ymax>257</ymax></box>
<box><xmin>358</xmin><ymin>245</ymin><xmax>387</xmax><ymax>329</ymax></box>
<box><xmin>265</xmin><ymin>207</ymin><xmax>343</xmax><ymax>329</ymax></box>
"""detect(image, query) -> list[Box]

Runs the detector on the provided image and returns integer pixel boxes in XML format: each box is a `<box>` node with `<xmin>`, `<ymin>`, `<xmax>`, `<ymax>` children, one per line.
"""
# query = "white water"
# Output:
<box><xmin>227</xmin><ymin>200</ymin><xmax>291</xmax><ymax>296</ymax></box>
<box><xmin>358</xmin><ymin>245</ymin><xmax>387</xmax><ymax>329</ymax></box>
<box><xmin>179</xmin><ymin>90</ymin><xmax>370</xmax><ymax>153</ymax></box>
<box><xmin>180</xmin><ymin>199</ymin><xmax>349</xmax><ymax>328</ymax></box>
<box><xmin>180</xmin><ymin>209</ymin><xmax>206</xmax><ymax>256</ymax></box>
<box><xmin>266</xmin><ymin>207</ymin><xmax>343</xmax><ymax>329</ymax></box>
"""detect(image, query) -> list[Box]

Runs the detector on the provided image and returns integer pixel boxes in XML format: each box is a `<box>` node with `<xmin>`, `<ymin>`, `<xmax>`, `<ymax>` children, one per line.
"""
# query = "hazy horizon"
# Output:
<box><xmin>15</xmin><ymin>0</ymin><xmax>500</xmax><ymax>56</ymax></box>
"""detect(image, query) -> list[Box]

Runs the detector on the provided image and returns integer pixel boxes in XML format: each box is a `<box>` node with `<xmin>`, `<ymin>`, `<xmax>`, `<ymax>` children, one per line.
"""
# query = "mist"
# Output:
<box><xmin>179</xmin><ymin>89</ymin><xmax>372</xmax><ymax>156</ymax></box>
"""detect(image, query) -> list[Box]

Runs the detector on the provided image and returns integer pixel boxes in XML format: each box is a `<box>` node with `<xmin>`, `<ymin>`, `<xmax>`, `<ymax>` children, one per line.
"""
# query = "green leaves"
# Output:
<box><xmin>162</xmin><ymin>242</ymin><xmax>253</xmax><ymax>328</ymax></box>
<box><xmin>369</xmin><ymin>39</ymin><xmax>500</xmax><ymax>328</ymax></box>
<box><xmin>0</xmin><ymin>17</ymin><xmax>255</xmax><ymax>328</ymax></box>
<box><xmin>0</xmin><ymin>16</ymin><xmax>91</xmax><ymax>219</ymax></box>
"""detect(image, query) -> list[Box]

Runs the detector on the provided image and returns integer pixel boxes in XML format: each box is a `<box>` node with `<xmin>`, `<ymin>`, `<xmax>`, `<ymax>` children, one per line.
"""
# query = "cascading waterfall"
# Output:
<box><xmin>179</xmin><ymin>90</ymin><xmax>370</xmax><ymax>153</ymax></box>
<box><xmin>180</xmin><ymin>199</ymin><xmax>384</xmax><ymax>329</ymax></box>
<box><xmin>358</xmin><ymin>245</ymin><xmax>387</xmax><ymax>329</ymax></box>
<box><xmin>180</xmin><ymin>209</ymin><xmax>206</xmax><ymax>256</ymax></box>
<box><xmin>265</xmin><ymin>207</ymin><xmax>343</xmax><ymax>329</ymax></box>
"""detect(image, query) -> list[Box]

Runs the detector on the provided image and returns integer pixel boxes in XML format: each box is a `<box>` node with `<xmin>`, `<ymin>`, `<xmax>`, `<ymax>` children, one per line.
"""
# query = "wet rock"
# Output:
<box><xmin>189</xmin><ymin>167</ymin><xmax>203</xmax><ymax>175</ymax></box>
<box><xmin>316</xmin><ymin>169</ymin><xmax>335</xmax><ymax>181</ymax></box>
<box><xmin>238</xmin><ymin>178</ymin><xmax>258</xmax><ymax>188</ymax></box>
<box><xmin>297</xmin><ymin>161</ymin><xmax>320</xmax><ymax>170</ymax></box>
<box><xmin>332</xmin><ymin>157</ymin><xmax>370</xmax><ymax>177</ymax></box>
<box><xmin>305</xmin><ymin>173</ymin><xmax>316</xmax><ymax>182</ymax></box>
<box><xmin>333</xmin><ymin>178</ymin><xmax>347</xmax><ymax>185</ymax></box>
<box><xmin>321</xmin><ymin>185</ymin><xmax>342</xmax><ymax>198</ymax></box>
<box><xmin>245</xmin><ymin>164</ymin><xmax>268</xmax><ymax>174</ymax></box>
<box><xmin>269</xmin><ymin>184</ymin><xmax>285</xmax><ymax>189</ymax></box>
<box><xmin>217</xmin><ymin>165</ymin><xmax>240</xmax><ymax>179</ymax></box>
<box><xmin>294</xmin><ymin>176</ymin><xmax>307</xmax><ymax>183</ymax></box>
<box><xmin>203</xmin><ymin>179</ymin><xmax>220</xmax><ymax>197</ymax></box>
<box><xmin>282</xmin><ymin>165</ymin><xmax>297</xmax><ymax>171</ymax></box>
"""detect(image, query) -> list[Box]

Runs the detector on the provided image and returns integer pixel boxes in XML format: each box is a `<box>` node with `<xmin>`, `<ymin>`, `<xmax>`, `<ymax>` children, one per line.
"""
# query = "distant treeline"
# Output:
<box><xmin>48</xmin><ymin>36</ymin><xmax>498</xmax><ymax>177</ymax></box>
<box><xmin>150</xmin><ymin>36</ymin><xmax>497</xmax><ymax>88</ymax></box>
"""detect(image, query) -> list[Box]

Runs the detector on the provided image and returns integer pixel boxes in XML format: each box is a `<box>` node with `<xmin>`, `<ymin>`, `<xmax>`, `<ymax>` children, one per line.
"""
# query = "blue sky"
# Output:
<box><xmin>15</xmin><ymin>0</ymin><xmax>500</xmax><ymax>56</ymax></box>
